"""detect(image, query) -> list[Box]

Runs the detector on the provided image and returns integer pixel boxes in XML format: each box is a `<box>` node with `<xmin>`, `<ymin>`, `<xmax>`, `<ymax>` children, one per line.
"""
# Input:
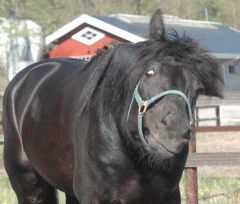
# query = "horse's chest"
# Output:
<box><xmin>108</xmin><ymin>172</ymin><xmax>171</xmax><ymax>203</ymax></box>
<box><xmin>112</xmin><ymin>177</ymin><xmax>142</xmax><ymax>203</ymax></box>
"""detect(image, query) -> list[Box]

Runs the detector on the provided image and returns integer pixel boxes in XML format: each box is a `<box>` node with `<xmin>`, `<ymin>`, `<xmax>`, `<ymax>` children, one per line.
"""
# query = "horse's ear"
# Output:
<box><xmin>149</xmin><ymin>9</ymin><xmax>165</xmax><ymax>41</ymax></box>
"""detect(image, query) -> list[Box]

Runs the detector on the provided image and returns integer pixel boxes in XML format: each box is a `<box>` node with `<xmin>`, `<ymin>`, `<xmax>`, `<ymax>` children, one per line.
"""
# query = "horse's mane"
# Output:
<box><xmin>78</xmin><ymin>32</ymin><xmax>224</xmax><ymax>131</ymax></box>
<box><xmin>77</xmin><ymin>42</ymin><xmax>143</xmax><ymax>120</ymax></box>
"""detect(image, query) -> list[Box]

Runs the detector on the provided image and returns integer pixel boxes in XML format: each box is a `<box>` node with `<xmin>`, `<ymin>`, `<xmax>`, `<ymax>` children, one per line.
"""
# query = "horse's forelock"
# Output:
<box><xmin>136</xmin><ymin>32</ymin><xmax>224</xmax><ymax>97</ymax></box>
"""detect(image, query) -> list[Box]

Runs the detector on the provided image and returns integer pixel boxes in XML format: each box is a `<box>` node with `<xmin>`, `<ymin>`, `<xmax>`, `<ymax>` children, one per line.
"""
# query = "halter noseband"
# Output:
<box><xmin>127</xmin><ymin>81</ymin><xmax>193</xmax><ymax>150</ymax></box>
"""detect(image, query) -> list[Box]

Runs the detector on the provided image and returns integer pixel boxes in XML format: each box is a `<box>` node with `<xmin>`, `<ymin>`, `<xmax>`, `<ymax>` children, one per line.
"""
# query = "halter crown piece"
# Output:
<box><xmin>127</xmin><ymin>80</ymin><xmax>193</xmax><ymax>150</ymax></box>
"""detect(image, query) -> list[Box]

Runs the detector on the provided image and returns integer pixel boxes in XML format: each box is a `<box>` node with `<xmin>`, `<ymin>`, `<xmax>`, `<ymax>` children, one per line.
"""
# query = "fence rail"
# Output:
<box><xmin>195</xmin><ymin>106</ymin><xmax>220</xmax><ymax>126</ymax></box>
<box><xmin>188</xmin><ymin>105</ymin><xmax>240</xmax><ymax>168</ymax></box>
<box><xmin>186</xmin><ymin>152</ymin><xmax>240</xmax><ymax>167</ymax></box>
<box><xmin>185</xmin><ymin>124</ymin><xmax>240</xmax><ymax>168</ymax></box>
<box><xmin>185</xmin><ymin>121</ymin><xmax>240</xmax><ymax>204</ymax></box>
<box><xmin>195</xmin><ymin>125</ymin><xmax>240</xmax><ymax>132</ymax></box>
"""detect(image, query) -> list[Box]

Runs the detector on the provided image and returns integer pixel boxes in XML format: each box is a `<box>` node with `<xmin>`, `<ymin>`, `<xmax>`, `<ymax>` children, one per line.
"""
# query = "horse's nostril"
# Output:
<box><xmin>161</xmin><ymin>118</ymin><xmax>167</xmax><ymax>126</ymax></box>
<box><xmin>183</xmin><ymin>129</ymin><xmax>192</xmax><ymax>141</ymax></box>
<box><xmin>161</xmin><ymin>111</ymin><xmax>171</xmax><ymax>126</ymax></box>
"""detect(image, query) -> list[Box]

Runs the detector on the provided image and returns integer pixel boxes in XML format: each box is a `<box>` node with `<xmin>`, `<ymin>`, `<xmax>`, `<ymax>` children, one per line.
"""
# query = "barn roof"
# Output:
<box><xmin>108</xmin><ymin>14</ymin><xmax>240</xmax><ymax>60</ymax></box>
<box><xmin>45</xmin><ymin>13</ymin><xmax>240</xmax><ymax>60</ymax></box>
<box><xmin>45</xmin><ymin>14</ymin><xmax>145</xmax><ymax>45</ymax></box>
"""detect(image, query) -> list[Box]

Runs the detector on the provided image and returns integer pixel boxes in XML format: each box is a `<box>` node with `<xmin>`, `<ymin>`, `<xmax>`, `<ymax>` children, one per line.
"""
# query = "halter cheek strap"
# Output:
<box><xmin>127</xmin><ymin>83</ymin><xmax>193</xmax><ymax>150</ymax></box>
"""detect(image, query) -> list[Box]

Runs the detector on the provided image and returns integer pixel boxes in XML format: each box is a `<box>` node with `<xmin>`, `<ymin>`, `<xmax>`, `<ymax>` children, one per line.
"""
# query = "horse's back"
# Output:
<box><xmin>3</xmin><ymin>58</ymin><xmax>88</xmax><ymax>195</ymax></box>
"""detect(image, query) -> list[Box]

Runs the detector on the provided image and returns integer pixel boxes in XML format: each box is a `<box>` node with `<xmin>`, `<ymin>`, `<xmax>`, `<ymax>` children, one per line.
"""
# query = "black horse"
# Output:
<box><xmin>3</xmin><ymin>9</ymin><xmax>223</xmax><ymax>204</ymax></box>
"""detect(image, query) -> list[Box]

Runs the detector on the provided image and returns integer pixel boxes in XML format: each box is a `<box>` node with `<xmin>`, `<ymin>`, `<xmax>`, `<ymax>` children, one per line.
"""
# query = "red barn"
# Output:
<box><xmin>44</xmin><ymin>14</ymin><xmax>146</xmax><ymax>60</ymax></box>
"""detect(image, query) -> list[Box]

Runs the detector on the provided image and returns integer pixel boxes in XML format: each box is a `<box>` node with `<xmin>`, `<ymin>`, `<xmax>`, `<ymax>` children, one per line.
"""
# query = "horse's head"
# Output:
<box><xmin>126</xmin><ymin>9</ymin><xmax>223</xmax><ymax>161</ymax></box>
<box><xmin>80</xmin><ymin>9</ymin><xmax>223</xmax><ymax>168</ymax></box>
<box><xmin>127</xmin><ymin>60</ymin><xmax>195</xmax><ymax>159</ymax></box>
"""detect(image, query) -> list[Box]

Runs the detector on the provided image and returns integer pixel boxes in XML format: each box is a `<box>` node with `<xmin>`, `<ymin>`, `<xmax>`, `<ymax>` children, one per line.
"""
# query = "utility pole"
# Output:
<box><xmin>135</xmin><ymin>0</ymin><xmax>141</xmax><ymax>15</ymax></box>
<box><xmin>205</xmin><ymin>8</ymin><xmax>208</xmax><ymax>21</ymax></box>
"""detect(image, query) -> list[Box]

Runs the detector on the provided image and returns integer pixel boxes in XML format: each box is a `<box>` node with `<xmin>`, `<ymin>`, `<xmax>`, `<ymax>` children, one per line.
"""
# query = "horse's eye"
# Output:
<box><xmin>146</xmin><ymin>70</ymin><xmax>155</xmax><ymax>76</ymax></box>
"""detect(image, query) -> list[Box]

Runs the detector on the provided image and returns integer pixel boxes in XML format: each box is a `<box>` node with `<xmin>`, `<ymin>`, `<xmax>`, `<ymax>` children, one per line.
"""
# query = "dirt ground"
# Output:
<box><xmin>0</xmin><ymin>131</ymin><xmax>239</xmax><ymax>177</ymax></box>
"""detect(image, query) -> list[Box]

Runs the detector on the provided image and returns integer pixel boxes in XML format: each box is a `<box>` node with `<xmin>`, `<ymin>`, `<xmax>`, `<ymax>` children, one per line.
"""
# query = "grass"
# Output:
<box><xmin>0</xmin><ymin>173</ymin><xmax>239</xmax><ymax>203</ymax></box>
<box><xmin>180</xmin><ymin>174</ymin><xmax>240</xmax><ymax>204</ymax></box>
<box><xmin>0</xmin><ymin>176</ymin><xmax>17</xmax><ymax>204</ymax></box>
<box><xmin>0</xmin><ymin>175</ymin><xmax>66</xmax><ymax>203</ymax></box>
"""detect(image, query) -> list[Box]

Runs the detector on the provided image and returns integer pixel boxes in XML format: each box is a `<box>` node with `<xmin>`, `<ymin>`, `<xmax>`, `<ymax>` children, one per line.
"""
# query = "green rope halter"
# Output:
<box><xmin>127</xmin><ymin>81</ymin><xmax>193</xmax><ymax>150</ymax></box>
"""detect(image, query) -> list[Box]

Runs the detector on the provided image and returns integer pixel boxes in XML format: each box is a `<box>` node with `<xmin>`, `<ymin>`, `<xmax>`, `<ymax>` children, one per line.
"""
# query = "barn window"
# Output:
<box><xmin>81</xmin><ymin>31</ymin><xmax>97</xmax><ymax>40</ymax></box>
<box><xmin>229</xmin><ymin>64</ymin><xmax>240</xmax><ymax>74</ymax></box>
<box><xmin>72</xmin><ymin>27</ymin><xmax>105</xmax><ymax>45</ymax></box>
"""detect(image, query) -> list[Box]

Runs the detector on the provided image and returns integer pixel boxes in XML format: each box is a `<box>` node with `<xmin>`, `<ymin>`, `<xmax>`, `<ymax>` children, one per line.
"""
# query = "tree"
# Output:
<box><xmin>0</xmin><ymin>0</ymin><xmax>240</xmax><ymax>37</ymax></box>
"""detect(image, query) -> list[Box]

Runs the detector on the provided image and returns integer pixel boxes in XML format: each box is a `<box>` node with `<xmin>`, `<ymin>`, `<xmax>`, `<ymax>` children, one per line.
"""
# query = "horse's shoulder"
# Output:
<box><xmin>6</xmin><ymin>58</ymin><xmax>86</xmax><ymax>92</ymax></box>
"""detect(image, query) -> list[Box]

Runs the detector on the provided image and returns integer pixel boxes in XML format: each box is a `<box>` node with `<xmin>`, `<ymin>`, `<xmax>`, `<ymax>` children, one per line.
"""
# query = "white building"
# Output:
<box><xmin>0</xmin><ymin>17</ymin><xmax>43</xmax><ymax>81</ymax></box>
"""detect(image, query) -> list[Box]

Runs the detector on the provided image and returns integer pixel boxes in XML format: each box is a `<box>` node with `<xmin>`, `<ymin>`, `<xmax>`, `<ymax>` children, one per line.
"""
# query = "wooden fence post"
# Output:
<box><xmin>185</xmin><ymin>127</ymin><xmax>198</xmax><ymax>204</ymax></box>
